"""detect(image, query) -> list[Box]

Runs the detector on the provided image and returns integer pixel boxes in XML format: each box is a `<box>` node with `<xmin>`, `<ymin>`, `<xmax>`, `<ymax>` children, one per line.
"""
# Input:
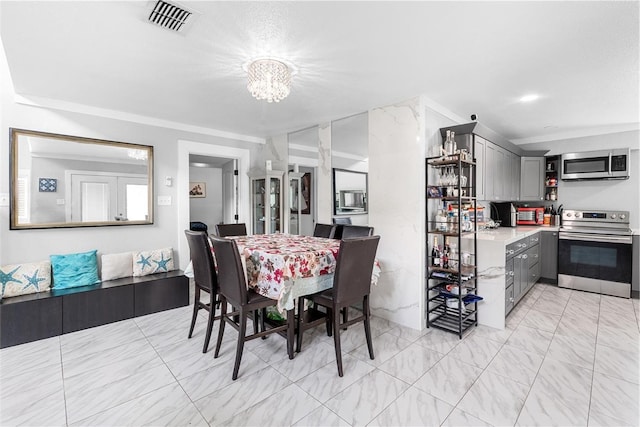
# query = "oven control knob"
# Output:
<box><xmin>620</xmin><ymin>214</ymin><xmax>626</xmax><ymax>220</ymax></box>
<box><xmin>611</xmin><ymin>214</ymin><xmax>617</xmax><ymax>219</ymax></box>
<box><xmin>575</xmin><ymin>212</ymin><xmax>581</xmax><ymax>218</ymax></box>
<box><xmin>566</xmin><ymin>212</ymin><xmax>573</xmax><ymax>218</ymax></box>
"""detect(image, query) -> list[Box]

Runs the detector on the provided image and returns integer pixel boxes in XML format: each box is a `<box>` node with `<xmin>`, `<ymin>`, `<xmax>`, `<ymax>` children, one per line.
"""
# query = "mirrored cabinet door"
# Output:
<box><xmin>288</xmin><ymin>172</ymin><xmax>304</xmax><ymax>235</ymax></box>
<box><xmin>250</xmin><ymin>171</ymin><xmax>283</xmax><ymax>234</ymax></box>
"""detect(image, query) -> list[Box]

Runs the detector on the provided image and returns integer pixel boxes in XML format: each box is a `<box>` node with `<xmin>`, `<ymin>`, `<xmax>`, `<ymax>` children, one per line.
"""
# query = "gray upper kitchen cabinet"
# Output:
<box><xmin>484</xmin><ymin>141</ymin><xmax>507</xmax><ymax>201</ymax></box>
<box><xmin>474</xmin><ymin>136</ymin><xmax>486</xmax><ymax>200</ymax></box>
<box><xmin>507</xmin><ymin>150</ymin><xmax>521</xmax><ymax>201</ymax></box>
<box><xmin>484</xmin><ymin>141</ymin><xmax>496</xmax><ymax>200</ymax></box>
<box><xmin>520</xmin><ymin>157</ymin><xmax>545</xmax><ymax>201</ymax></box>
<box><xmin>482</xmin><ymin>141</ymin><xmax>515</xmax><ymax>201</ymax></box>
<box><xmin>494</xmin><ymin>145</ymin><xmax>507</xmax><ymax>200</ymax></box>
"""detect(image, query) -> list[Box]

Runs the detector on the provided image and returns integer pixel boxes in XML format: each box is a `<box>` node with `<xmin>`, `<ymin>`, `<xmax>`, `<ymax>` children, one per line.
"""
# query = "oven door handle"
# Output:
<box><xmin>608</xmin><ymin>152</ymin><xmax>612</xmax><ymax>175</ymax></box>
<box><xmin>559</xmin><ymin>232</ymin><xmax>632</xmax><ymax>244</ymax></box>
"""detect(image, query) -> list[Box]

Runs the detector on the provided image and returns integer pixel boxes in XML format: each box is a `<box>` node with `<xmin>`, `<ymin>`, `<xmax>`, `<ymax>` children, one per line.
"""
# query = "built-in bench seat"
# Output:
<box><xmin>0</xmin><ymin>270</ymin><xmax>189</xmax><ymax>348</ymax></box>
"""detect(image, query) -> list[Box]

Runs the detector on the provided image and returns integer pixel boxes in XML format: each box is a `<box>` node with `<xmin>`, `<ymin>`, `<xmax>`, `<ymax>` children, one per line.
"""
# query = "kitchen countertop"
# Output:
<box><xmin>472</xmin><ymin>225</ymin><xmax>560</xmax><ymax>244</ymax></box>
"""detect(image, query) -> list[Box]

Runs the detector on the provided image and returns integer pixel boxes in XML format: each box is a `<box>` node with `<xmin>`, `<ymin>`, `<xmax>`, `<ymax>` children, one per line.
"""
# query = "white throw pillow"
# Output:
<box><xmin>101</xmin><ymin>252</ymin><xmax>133</xmax><ymax>281</ymax></box>
<box><xmin>132</xmin><ymin>248</ymin><xmax>174</xmax><ymax>277</ymax></box>
<box><xmin>0</xmin><ymin>260</ymin><xmax>51</xmax><ymax>299</ymax></box>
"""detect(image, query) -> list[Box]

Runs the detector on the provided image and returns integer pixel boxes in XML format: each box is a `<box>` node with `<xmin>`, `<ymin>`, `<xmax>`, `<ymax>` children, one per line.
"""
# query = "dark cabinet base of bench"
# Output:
<box><xmin>0</xmin><ymin>271</ymin><xmax>189</xmax><ymax>349</ymax></box>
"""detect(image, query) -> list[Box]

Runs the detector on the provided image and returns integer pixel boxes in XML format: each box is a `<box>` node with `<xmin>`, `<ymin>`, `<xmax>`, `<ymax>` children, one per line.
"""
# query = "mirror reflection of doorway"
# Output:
<box><xmin>67</xmin><ymin>171</ymin><xmax>148</xmax><ymax>222</ymax></box>
<box><xmin>189</xmin><ymin>155</ymin><xmax>238</xmax><ymax>232</ymax></box>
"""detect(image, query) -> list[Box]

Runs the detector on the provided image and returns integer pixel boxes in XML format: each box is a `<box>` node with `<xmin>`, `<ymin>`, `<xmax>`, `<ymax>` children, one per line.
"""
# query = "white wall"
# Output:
<box><xmin>0</xmin><ymin>44</ymin><xmax>258</xmax><ymax>266</ymax></box>
<box><xmin>188</xmin><ymin>166</ymin><xmax>223</xmax><ymax>230</ymax></box>
<box><xmin>520</xmin><ymin>131</ymin><xmax>640</xmax><ymax>229</ymax></box>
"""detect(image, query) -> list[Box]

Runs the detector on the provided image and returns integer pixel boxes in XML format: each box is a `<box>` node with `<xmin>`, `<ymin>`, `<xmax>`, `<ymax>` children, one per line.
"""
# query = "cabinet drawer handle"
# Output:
<box><xmin>508</xmin><ymin>271</ymin><xmax>514</xmax><ymax>276</ymax></box>
<box><xmin>509</xmin><ymin>297</ymin><xmax>514</xmax><ymax>302</ymax></box>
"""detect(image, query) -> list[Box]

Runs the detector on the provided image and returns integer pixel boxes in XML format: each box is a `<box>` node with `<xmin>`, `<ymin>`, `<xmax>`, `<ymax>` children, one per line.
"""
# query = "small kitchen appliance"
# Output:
<box><xmin>491</xmin><ymin>202</ymin><xmax>517</xmax><ymax>227</ymax></box>
<box><xmin>558</xmin><ymin>209</ymin><xmax>632</xmax><ymax>298</ymax></box>
<box><xmin>516</xmin><ymin>207</ymin><xmax>544</xmax><ymax>225</ymax></box>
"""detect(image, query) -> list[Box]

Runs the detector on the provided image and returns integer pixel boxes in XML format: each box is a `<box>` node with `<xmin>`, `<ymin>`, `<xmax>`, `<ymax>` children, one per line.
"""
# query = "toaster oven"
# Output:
<box><xmin>517</xmin><ymin>207</ymin><xmax>544</xmax><ymax>225</ymax></box>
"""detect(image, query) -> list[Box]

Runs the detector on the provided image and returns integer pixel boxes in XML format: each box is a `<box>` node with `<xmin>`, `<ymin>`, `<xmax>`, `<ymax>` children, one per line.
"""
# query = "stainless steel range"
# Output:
<box><xmin>558</xmin><ymin>209</ymin><xmax>632</xmax><ymax>298</ymax></box>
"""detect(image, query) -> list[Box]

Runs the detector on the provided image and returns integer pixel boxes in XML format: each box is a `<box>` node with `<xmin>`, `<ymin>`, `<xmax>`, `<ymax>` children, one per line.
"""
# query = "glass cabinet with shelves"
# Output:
<box><xmin>250</xmin><ymin>171</ymin><xmax>284</xmax><ymax>235</ymax></box>
<box><xmin>426</xmin><ymin>153</ymin><xmax>479</xmax><ymax>338</ymax></box>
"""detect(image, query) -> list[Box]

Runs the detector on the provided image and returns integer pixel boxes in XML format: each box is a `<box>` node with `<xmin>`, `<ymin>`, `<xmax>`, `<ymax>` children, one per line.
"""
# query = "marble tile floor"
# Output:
<box><xmin>1</xmin><ymin>282</ymin><xmax>639</xmax><ymax>426</ymax></box>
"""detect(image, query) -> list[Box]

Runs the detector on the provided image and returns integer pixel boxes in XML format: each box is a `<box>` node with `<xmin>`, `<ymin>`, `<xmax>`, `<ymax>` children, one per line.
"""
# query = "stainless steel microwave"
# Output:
<box><xmin>561</xmin><ymin>148</ymin><xmax>630</xmax><ymax>180</ymax></box>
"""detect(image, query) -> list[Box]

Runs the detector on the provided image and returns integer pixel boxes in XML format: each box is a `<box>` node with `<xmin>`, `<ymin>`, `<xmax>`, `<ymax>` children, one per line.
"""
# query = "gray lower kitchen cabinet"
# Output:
<box><xmin>520</xmin><ymin>157</ymin><xmax>545</xmax><ymax>201</ymax></box>
<box><xmin>540</xmin><ymin>230</ymin><xmax>559</xmax><ymax>283</ymax></box>
<box><xmin>505</xmin><ymin>284</ymin><xmax>514</xmax><ymax>315</ymax></box>
<box><xmin>508</xmin><ymin>232</ymin><xmax>540</xmax><ymax>304</ymax></box>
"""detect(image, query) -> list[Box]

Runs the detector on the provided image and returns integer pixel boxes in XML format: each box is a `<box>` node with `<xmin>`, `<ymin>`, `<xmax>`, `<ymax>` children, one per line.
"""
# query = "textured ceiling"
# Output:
<box><xmin>1</xmin><ymin>1</ymin><xmax>638</xmax><ymax>143</ymax></box>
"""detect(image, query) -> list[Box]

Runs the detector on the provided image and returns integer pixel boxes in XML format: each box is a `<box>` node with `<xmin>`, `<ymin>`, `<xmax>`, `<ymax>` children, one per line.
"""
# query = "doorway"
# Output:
<box><xmin>188</xmin><ymin>155</ymin><xmax>238</xmax><ymax>232</ymax></box>
<box><xmin>177</xmin><ymin>140</ymin><xmax>251</xmax><ymax>270</ymax></box>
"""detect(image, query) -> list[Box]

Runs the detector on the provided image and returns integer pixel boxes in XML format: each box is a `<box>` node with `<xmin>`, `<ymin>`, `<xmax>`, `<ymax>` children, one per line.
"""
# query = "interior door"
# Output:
<box><xmin>222</xmin><ymin>159</ymin><xmax>238</xmax><ymax>224</ymax></box>
<box><xmin>70</xmin><ymin>174</ymin><xmax>117</xmax><ymax>222</ymax></box>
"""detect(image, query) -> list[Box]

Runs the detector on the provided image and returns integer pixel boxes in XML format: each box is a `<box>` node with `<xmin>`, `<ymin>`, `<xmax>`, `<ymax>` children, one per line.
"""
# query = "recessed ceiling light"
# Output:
<box><xmin>520</xmin><ymin>94</ymin><xmax>540</xmax><ymax>103</ymax></box>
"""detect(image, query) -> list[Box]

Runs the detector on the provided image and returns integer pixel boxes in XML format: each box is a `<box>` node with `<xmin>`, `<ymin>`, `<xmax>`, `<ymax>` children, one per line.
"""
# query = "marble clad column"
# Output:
<box><xmin>368</xmin><ymin>97</ymin><xmax>425</xmax><ymax>329</ymax></box>
<box><xmin>249</xmin><ymin>134</ymin><xmax>287</xmax><ymax>175</ymax></box>
<box><xmin>316</xmin><ymin>123</ymin><xmax>332</xmax><ymax>224</ymax></box>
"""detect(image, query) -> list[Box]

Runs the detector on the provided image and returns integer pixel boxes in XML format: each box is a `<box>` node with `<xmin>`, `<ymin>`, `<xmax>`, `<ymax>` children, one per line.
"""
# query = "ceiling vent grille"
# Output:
<box><xmin>148</xmin><ymin>0</ymin><xmax>192</xmax><ymax>32</ymax></box>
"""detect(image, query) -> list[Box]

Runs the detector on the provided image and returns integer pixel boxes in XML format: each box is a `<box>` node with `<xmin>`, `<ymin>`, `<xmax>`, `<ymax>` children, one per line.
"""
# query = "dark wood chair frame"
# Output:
<box><xmin>296</xmin><ymin>235</ymin><xmax>380</xmax><ymax>376</ymax></box>
<box><xmin>184</xmin><ymin>230</ymin><xmax>220</xmax><ymax>353</ymax></box>
<box><xmin>215</xmin><ymin>223</ymin><xmax>248</xmax><ymax>237</ymax></box>
<box><xmin>313</xmin><ymin>223</ymin><xmax>337</xmax><ymax>239</ymax></box>
<box><xmin>210</xmin><ymin>236</ymin><xmax>295</xmax><ymax>380</ymax></box>
<box><xmin>340</xmin><ymin>225</ymin><xmax>374</xmax><ymax>239</ymax></box>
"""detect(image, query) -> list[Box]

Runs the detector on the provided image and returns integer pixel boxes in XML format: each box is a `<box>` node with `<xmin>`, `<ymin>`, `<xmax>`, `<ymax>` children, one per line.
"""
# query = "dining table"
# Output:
<box><xmin>184</xmin><ymin>233</ymin><xmax>380</xmax><ymax>313</ymax></box>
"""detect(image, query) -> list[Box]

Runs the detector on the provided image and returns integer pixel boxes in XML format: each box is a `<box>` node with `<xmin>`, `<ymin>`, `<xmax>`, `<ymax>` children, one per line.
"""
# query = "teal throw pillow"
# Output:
<box><xmin>50</xmin><ymin>250</ymin><xmax>100</xmax><ymax>289</ymax></box>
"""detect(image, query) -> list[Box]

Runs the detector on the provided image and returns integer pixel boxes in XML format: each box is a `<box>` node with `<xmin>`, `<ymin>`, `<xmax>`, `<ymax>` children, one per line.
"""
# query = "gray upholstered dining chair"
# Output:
<box><xmin>215</xmin><ymin>223</ymin><xmax>247</xmax><ymax>237</ymax></box>
<box><xmin>210</xmin><ymin>236</ymin><xmax>295</xmax><ymax>380</ymax></box>
<box><xmin>184</xmin><ymin>230</ymin><xmax>219</xmax><ymax>353</ymax></box>
<box><xmin>313</xmin><ymin>223</ymin><xmax>337</xmax><ymax>239</ymax></box>
<box><xmin>296</xmin><ymin>235</ymin><xmax>380</xmax><ymax>376</ymax></box>
<box><xmin>340</xmin><ymin>225</ymin><xmax>374</xmax><ymax>239</ymax></box>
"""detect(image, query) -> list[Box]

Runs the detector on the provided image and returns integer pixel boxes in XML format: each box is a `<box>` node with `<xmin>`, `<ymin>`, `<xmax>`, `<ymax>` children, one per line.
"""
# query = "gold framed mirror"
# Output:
<box><xmin>10</xmin><ymin>128</ymin><xmax>154</xmax><ymax>229</ymax></box>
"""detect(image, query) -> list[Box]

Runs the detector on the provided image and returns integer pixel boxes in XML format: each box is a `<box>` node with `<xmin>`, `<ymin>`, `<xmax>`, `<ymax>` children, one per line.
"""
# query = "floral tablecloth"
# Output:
<box><xmin>185</xmin><ymin>233</ymin><xmax>380</xmax><ymax>312</ymax></box>
<box><xmin>230</xmin><ymin>234</ymin><xmax>342</xmax><ymax>311</ymax></box>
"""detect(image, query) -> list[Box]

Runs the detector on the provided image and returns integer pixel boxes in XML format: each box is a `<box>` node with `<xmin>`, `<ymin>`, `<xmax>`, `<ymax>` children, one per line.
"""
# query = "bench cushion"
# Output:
<box><xmin>0</xmin><ymin>260</ymin><xmax>52</xmax><ymax>300</ymax></box>
<box><xmin>101</xmin><ymin>252</ymin><xmax>133</xmax><ymax>281</ymax></box>
<box><xmin>132</xmin><ymin>247</ymin><xmax>174</xmax><ymax>277</ymax></box>
<box><xmin>50</xmin><ymin>250</ymin><xmax>100</xmax><ymax>290</ymax></box>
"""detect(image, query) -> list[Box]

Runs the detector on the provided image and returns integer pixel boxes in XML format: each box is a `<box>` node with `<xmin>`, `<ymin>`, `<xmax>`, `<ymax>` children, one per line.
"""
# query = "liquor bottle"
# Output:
<box><xmin>442</xmin><ymin>243</ymin><xmax>450</xmax><ymax>269</ymax></box>
<box><xmin>431</xmin><ymin>236</ymin><xmax>440</xmax><ymax>267</ymax></box>
<box><xmin>444</xmin><ymin>130</ymin><xmax>455</xmax><ymax>156</ymax></box>
<box><xmin>451</xmin><ymin>131</ymin><xmax>457</xmax><ymax>154</ymax></box>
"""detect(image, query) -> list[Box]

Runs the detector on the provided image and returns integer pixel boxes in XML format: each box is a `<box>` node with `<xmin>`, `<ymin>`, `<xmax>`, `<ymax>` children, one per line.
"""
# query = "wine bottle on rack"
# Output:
<box><xmin>431</xmin><ymin>236</ymin><xmax>440</xmax><ymax>267</ymax></box>
<box><xmin>442</xmin><ymin>244</ymin><xmax>449</xmax><ymax>269</ymax></box>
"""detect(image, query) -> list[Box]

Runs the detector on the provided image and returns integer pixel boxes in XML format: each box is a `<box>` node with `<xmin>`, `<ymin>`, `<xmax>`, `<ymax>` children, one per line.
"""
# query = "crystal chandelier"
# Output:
<box><xmin>246</xmin><ymin>58</ymin><xmax>292</xmax><ymax>103</ymax></box>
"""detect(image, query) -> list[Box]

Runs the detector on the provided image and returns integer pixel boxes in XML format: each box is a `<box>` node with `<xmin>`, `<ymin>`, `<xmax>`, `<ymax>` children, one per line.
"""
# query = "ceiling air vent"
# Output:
<box><xmin>148</xmin><ymin>0</ymin><xmax>192</xmax><ymax>32</ymax></box>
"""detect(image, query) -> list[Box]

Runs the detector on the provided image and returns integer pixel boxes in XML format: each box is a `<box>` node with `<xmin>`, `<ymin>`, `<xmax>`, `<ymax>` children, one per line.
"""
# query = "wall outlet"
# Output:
<box><xmin>0</xmin><ymin>193</ymin><xmax>9</xmax><ymax>207</ymax></box>
<box><xmin>157</xmin><ymin>196</ymin><xmax>172</xmax><ymax>206</ymax></box>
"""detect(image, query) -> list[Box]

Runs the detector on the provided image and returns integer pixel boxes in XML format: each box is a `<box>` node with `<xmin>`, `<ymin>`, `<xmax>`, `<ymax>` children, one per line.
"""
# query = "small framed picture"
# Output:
<box><xmin>189</xmin><ymin>182</ymin><xmax>206</xmax><ymax>198</ymax></box>
<box><xmin>39</xmin><ymin>178</ymin><xmax>57</xmax><ymax>192</ymax></box>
